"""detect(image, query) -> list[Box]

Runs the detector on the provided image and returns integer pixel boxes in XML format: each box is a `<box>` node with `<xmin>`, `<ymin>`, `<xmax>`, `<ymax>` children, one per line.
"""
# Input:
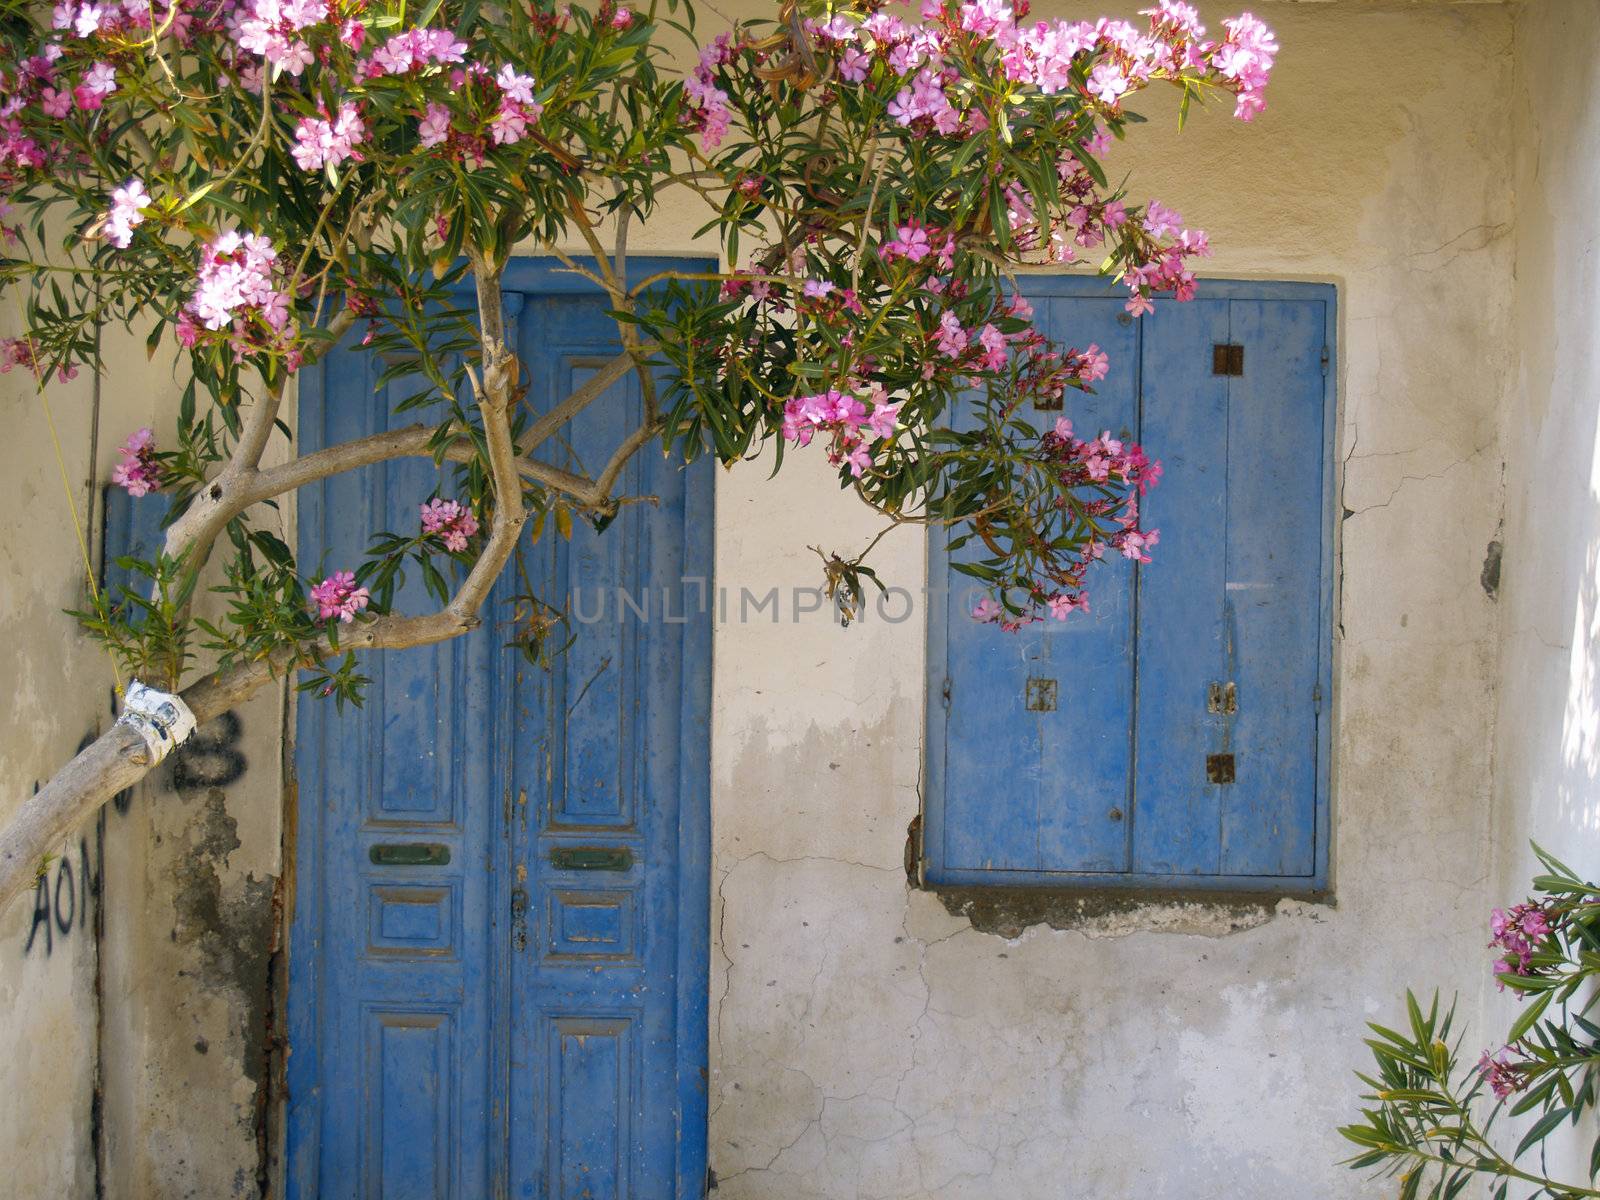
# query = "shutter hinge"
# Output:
<box><xmin>1313</xmin><ymin>682</ymin><xmax>1323</xmax><ymax>714</ymax></box>
<box><xmin>1320</xmin><ymin>345</ymin><xmax>1330</xmax><ymax>376</ymax></box>
<box><xmin>941</xmin><ymin>677</ymin><xmax>951</xmax><ymax>709</ymax></box>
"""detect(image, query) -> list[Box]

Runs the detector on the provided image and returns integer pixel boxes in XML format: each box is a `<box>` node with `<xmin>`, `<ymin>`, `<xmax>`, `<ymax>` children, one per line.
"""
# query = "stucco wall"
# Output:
<box><xmin>0</xmin><ymin>312</ymin><xmax>106</xmax><ymax>1198</ymax></box>
<box><xmin>1488</xmin><ymin>0</ymin><xmax>1600</xmax><ymax>1185</ymax></box>
<box><xmin>708</xmin><ymin>2</ymin><xmax>1517</xmax><ymax>1196</ymax></box>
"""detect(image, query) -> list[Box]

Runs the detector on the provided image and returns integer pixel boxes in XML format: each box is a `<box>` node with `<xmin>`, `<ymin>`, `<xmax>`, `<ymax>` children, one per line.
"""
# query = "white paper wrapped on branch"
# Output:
<box><xmin>116</xmin><ymin>680</ymin><xmax>197</xmax><ymax>765</ymax></box>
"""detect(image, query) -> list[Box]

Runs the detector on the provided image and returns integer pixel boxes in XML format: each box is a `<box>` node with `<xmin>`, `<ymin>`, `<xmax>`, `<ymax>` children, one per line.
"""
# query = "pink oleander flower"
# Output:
<box><xmin>935</xmin><ymin>310</ymin><xmax>968</xmax><ymax>358</ymax></box>
<box><xmin>610</xmin><ymin>7</ymin><xmax>632</xmax><ymax>28</ymax></box>
<box><xmin>684</xmin><ymin>36</ymin><xmax>733</xmax><ymax>150</ymax></box>
<box><xmin>370</xmin><ymin>27</ymin><xmax>468</xmax><ymax>74</ymax></box>
<box><xmin>1142</xmin><ymin>200</ymin><xmax>1183</xmax><ymax>238</ymax></box>
<box><xmin>74</xmin><ymin>60</ymin><xmax>116</xmax><ymax>109</ymax></box>
<box><xmin>418</xmin><ymin>102</ymin><xmax>451</xmax><ymax>148</ymax></box>
<box><xmin>1074</xmin><ymin>343</ymin><xmax>1110</xmax><ymax>383</ymax></box>
<box><xmin>1490</xmin><ymin>901</ymin><xmax>1554</xmax><ymax>987</ymax></box>
<box><xmin>838</xmin><ymin>46</ymin><xmax>871</xmax><ymax>83</ymax></box>
<box><xmin>1048</xmin><ymin>592</ymin><xmax>1089</xmax><ymax>620</ymax></box>
<box><xmin>801</xmin><ymin>279</ymin><xmax>834</xmax><ymax>299</ymax></box>
<box><xmin>1476</xmin><ymin>1048</ymin><xmax>1526</xmax><ymax>1100</ymax></box>
<box><xmin>419</xmin><ymin>498</ymin><xmax>479</xmax><ymax>552</ymax></box>
<box><xmin>880</xmin><ymin>221</ymin><xmax>933</xmax><ymax>264</ymax></box>
<box><xmin>110</xmin><ymin>427</ymin><xmax>159</xmax><ymax>496</ymax></box>
<box><xmin>104</xmin><ymin>177</ymin><xmax>149</xmax><ymax>248</ymax></box>
<box><xmin>972</xmin><ymin>596</ymin><xmax>1002</xmax><ymax>623</ymax></box>
<box><xmin>291</xmin><ymin>101</ymin><xmax>365</xmax><ymax>172</ymax></box>
<box><xmin>310</xmin><ymin>570</ymin><xmax>370</xmax><ymax>623</ymax></box>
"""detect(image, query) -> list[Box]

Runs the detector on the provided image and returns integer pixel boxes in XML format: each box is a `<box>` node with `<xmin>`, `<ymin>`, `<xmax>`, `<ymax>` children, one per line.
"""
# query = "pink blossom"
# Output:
<box><xmin>418</xmin><ymin>102</ymin><xmax>451</xmax><ymax>148</ymax></box>
<box><xmin>838</xmin><ymin>47</ymin><xmax>871</xmax><ymax>83</ymax></box>
<box><xmin>610</xmin><ymin>7</ymin><xmax>633</xmax><ymax>28</ymax></box>
<box><xmin>104</xmin><ymin>177</ymin><xmax>149</xmax><ymax>248</ymax></box>
<box><xmin>1142</xmin><ymin>200</ymin><xmax>1183</xmax><ymax>238</ymax></box>
<box><xmin>802</xmin><ymin>279</ymin><xmax>834</xmax><ymax>299</ymax></box>
<box><xmin>842</xmin><ymin>439</ymin><xmax>873</xmax><ymax>477</ymax></box>
<box><xmin>420</xmin><ymin>498</ymin><xmax>480</xmax><ymax>552</ymax></box>
<box><xmin>935</xmin><ymin>311</ymin><xmax>967</xmax><ymax>358</ymax></box>
<box><xmin>370</xmin><ymin>27</ymin><xmax>468</xmax><ymax>74</ymax></box>
<box><xmin>188</xmin><ymin>230</ymin><xmax>292</xmax><ymax>344</ymax></box>
<box><xmin>110</xmin><ymin>427</ymin><xmax>159</xmax><ymax>496</ymax></box>
<box><xmin>1074</xmin><ymin>343</ymin><xmax>1110</xmax><ymax>383</ymax></box>
<box><xmin>976</xmin><ymin>323</ymin><xmax>1007</xmax><ymax>370</ymax></box>
<box><xmin>865</xmin><ymin>400</ymin><xmax>901</xmax><ymax>441</ymax></box>
<box><xmin>309</xmin><ymin>570</ymin><xmax>370</xmax><ymax>623</ymax></box>
<box><xmin>881</xmin><ymin>221</ymin><xmax>932</xmax><ymax>264</ymax></box>
<box><xmin>972</xmin><ymin>597</ymin><xmax>1002</xmax><ymax>623</ymax></box>
<box><xmin>291</xmin><ymin>101</ymin><xmax>365</xmax><ymax>172</ymax></box>
<box><xmin>74</xmin><ymin>61</ymin><xmax>116</xmax><ymax>109</ymax></box>
<box><xmin>1476</xmin><ymin>1049</ymin><xmax>1525</xmax><ymax>1100</ymax></box>
<box><xmin>39</xmin><ymin>87</ymin><xmax>72</xmax><ymax>118</ymax></box>
<box><xmin>1087</xmin><ymin>62</ymin><xmax>1127</xmax><ymax>105</ymax></box>
<box><xmin>1125</xmin><ymin>291</ymin><xmax>1155</xmax><ymax>318</ymax></box>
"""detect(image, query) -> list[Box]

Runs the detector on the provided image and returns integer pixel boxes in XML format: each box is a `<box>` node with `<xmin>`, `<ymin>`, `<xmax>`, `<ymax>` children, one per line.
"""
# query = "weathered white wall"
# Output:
<box><xmin>0</xmin><ymin>312</ymin><xmax>105</xmax><ymax>1198</ymax></box>
<box><xmin>0</xmin><ymin>317</ymin><xmax>290</xmax><ymax>1196</ymax></box>
<box><xmin>1487</xmin><ymin>0</ymin><xmax>1600</xmax><ymax>1185</ymax></box>
<box><xmin>708</xmin><ymin>2</ymin><xmax>1518</xmax><ymax>1196</ymax></box>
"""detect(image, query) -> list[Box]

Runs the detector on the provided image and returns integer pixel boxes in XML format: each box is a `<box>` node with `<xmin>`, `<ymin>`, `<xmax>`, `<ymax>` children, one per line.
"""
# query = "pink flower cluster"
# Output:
<box><xmin>111</xmin><ymin>427</ymin><xmax>160</xmax><ymax>497</ymax></box>
<box><xmin>309</xmin><ymin>570</ymin><xmax>370</xmax><ymax>623</ymax></box>
<box><xmin>801</xmin><ymin>0</ymin><xmax>1276</xmax><ymax>142</ymax></box>
<box><xmin>419</xmin><ymin>498</ymin><xmax>479</xmax><ymax>552</ymax></box>
<box><xmin>292</xmin><ymin>101</ymin><xmax>365</xmax><ymax>172</ymax></box>
<box><xmin>1490</xmin><ymin>902</ymin><xmax>1552</xmax><ymax>987</ymax></box>
<box><xmin>188</xmin><ymin>230</ymin><xmax>289</xmax><ymax>331</ymax></box>
<box><xmin>369</xmin><ymin>27</ymin><xmax>468</xmax><ymax>75</ymax></box>
<box><xmin>880</xmin><ymin>220</ymin><xmax>954</xmax><ymax>269</ymax></box>
<box><xmin>1475</xmin><ymin>1048</ymin><xmax>1526</xmax><ymax>1100</ymax></box>
<box><xmin>780</xmin><ymin>387</ymin><xmax>902</xmax><ymax>477</ymax></box>
<box><xmin>684</xmin><ymin>34</ymin><xmax>734</xmax><ymax>151</ymax></box>
<box><xmin>489</xmin><ymin>64</ymin><xmax>542</xmax><ymax>145</ymax></box>
<box><xmin>103</xmin><ymin>177</ymin><xmax>149</xmax><ymax>248</ymax></box>
<box><xmin>235</xmin><ymin>0</ymin><xmax>328</xmax><ymax>77</ymax></box>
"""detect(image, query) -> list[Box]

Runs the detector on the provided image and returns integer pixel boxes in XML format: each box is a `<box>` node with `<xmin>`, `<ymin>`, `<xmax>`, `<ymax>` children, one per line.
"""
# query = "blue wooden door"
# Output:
<box><xmin>286</xmin><ymin>262</ymin><xmax>712</xmax><ymax>1199</ymax></box>
<box><xmin>925</xmin><ymin>278</ymin><xmax>1334</xmax><ymax>891</ymax></box>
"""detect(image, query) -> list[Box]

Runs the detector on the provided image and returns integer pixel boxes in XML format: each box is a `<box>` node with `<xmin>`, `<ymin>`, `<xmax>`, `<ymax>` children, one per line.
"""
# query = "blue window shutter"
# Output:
<box><xmin>100</xmin><ymin>484</ymin><xmax>167</xmax><ymax>599</ymax></box>
<box><xmin>1217</xmin><ymin>298</ymin><xmax>1327</xmax><ymax>877</ymax></box>
<box><xmin>1132</xmin><ymin>297</ymin><xmax>1232</xmax><ymax>876</ymax></box>
<box><xmin>936</xmin><ymin>295</ymin><xmax>1138</xmax><ymax>874</ymax></box>
<box><xmin>926</xmin><ymin>279</ymin><xmax>1334</xmax><ymax>891</ymax></box>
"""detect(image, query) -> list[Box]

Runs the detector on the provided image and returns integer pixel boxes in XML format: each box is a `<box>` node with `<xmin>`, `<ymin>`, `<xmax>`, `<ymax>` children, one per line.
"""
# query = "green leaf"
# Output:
<box><xmin>1514</xmin><ymin>1105</ymin><xmax>1571</xmax><ymax>1159</ymax></box>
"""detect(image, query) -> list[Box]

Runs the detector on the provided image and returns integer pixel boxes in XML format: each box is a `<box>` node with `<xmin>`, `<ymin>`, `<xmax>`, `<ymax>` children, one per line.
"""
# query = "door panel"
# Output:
<box><xmin>288</xmin><ymin>268</ymin><xmax>711</xmax><ymax>1199</ymax></box>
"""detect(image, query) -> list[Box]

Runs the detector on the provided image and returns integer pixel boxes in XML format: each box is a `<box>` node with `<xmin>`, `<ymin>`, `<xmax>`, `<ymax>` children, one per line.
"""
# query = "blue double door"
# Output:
<box><xmin>287</xmin><ymin>265</ymin><xmax>712</xmax><ymax>1199</ymax></box>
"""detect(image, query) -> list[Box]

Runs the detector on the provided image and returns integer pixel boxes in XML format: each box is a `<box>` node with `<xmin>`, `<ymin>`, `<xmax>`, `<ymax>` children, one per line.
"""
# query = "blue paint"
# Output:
<box><xmin>100</xmin><ymin>485</ymin><xmax>168</xmax><ymax>603</ymax></box>
<box><xmin>926</xmin><ymin>278</ymin><xmax>1336</xmax><ymax>892</ymax></box>
<box><xmin>287</xmin><ymin>260</ymin><xmax>713</xmax><ymax>1198</ymax></box>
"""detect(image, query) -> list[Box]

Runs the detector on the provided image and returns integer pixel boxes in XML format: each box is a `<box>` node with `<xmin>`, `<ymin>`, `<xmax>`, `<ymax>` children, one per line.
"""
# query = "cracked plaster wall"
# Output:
<box><xmin>1485</xmin><ymin>0</ymin><xmax>1600</xmax><ymax>1185</ymax></box>
<box><xmin>0</xmin><ymin>307</ymin><xmax>292</xmax><ymax>1196</ymax></box>
<box><xmin>710</xmin><ymin>2</ymin><xmax>1519</xmax><ymax>1196</ymax></box>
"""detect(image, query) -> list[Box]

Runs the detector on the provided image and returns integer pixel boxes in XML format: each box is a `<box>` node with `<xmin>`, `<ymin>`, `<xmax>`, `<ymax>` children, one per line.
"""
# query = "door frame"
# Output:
<box><xmin>282</xmin><ymin>256</ymin><xmax>715</xmax><ymax>1198</ymax></box>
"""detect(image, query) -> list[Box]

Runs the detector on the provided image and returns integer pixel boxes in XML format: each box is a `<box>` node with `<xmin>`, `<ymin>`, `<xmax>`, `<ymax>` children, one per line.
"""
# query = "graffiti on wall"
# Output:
<box><xmin>21</xmin><ymin>712</ymin><xmax>247</xmax><ymax>955</ymax></box>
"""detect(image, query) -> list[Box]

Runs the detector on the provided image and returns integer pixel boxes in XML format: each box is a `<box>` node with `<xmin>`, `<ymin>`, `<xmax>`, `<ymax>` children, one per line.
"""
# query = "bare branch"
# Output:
<box><xmin>0</xmin><ymin>605</ymin><xmax>474</xmax><ymax>913</ymax></box>
<box><xmin>521</xmin><ymin>343</ymin><xmax>657</xmax><ymax>454</ymax></box>
<box><xmin>450</xmin><ymin>251</ymin><xmax>527</xmax><ymax>618</ymax></box>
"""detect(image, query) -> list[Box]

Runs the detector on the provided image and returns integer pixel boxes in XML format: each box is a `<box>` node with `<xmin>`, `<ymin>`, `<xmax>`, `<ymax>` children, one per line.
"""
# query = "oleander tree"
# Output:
<box><xmin>1341</xmin><ymin>846</ymin><xmax>1600</xmax><ymax>1200</ymax></box>
<box><xmin>0</xmin><ymin>0</ymin><xmax>1276</xmax><ymax>908</ymax></box>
